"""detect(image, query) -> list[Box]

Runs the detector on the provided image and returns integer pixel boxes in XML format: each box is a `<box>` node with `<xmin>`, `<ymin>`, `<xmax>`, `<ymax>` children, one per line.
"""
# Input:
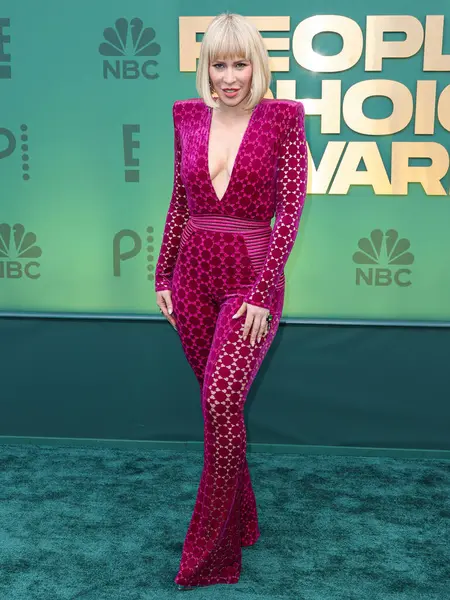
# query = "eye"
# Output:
<box><xmin>212</xmin><ymin>62</ymin><xmax>248</xmax><ymax>69</ymax></box>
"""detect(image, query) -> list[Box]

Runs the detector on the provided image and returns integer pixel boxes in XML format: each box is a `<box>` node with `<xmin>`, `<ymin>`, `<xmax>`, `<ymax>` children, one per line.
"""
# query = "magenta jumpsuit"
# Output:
<box><xmin>155</xmin><ymin>97</ymin><xmax>308</xmax><ymax>587</ymax></box>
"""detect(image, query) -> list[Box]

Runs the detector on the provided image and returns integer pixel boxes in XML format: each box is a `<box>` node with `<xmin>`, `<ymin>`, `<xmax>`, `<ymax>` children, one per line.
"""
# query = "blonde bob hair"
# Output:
<box><xmin>196</xmin><ymin>13</ymin><xmax>271</xmax><ymax>111</ymax></box>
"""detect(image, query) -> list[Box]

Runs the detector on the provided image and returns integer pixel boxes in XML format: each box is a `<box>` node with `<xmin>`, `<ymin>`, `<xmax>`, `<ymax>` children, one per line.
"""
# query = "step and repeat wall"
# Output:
<box><xmin>1</xmin><ymin>1</ymin><xmax>449</xmax><ymax>324</ymax></box>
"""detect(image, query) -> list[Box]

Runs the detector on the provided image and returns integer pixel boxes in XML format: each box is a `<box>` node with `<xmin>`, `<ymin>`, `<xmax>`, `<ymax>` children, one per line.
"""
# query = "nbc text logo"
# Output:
<box><xmin>0</xmin><ymin>224</ymin><xmax>42</xmax><ymax>279</ymax></box>
<box><xmin>99</xmin><ymin>18</ymin><xmax>161</xmax><ymax>80</ymax></box>
<box><xmin>353</xmin><ymin>229</ymin><xmax>414</xmax><ymax>287</ymax></box>
<box><xmin>112</xmin><ymin>227</ymin><xmax>155</xmax><ymax>280</ymax></box>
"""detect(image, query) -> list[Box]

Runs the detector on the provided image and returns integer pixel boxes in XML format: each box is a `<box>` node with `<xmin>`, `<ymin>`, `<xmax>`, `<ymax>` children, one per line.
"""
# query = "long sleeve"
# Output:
<box><xmin>243</xmin><ymin>101</ymin><xmax>308</xmax><ymax>310</ymax></box>
<box><xmin>154</xmin><ymin>102</ymin><xmax>189</xmax><ymax>292</ymax></box>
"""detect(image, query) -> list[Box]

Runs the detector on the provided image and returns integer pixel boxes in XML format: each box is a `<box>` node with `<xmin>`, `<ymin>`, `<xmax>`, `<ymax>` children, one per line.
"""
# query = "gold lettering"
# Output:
<box><xmin>292</xmin><ymin>15</ymin><xmax>362</xmax><ymax>72</ymax></box>
<box><xmin>415</xmin><ymin>81</ymin><xmax>437</xmax><ymax>134</ymax></box>
<box><xmin>307</xmin><ymin>142</ymin><xmax>346</xmax><ymax>194</ymax></box>
<box><xmin>366</xmin><ymin>16</ymin><xmax>423</xmax><ymax>71</ymax></box>
<box><xmin>391</xmin><ymin>142</ymin><xmax>449</xmax><ymax>194</ymax></box>
<box><xmin>329</xmin><ymin>142</ymin><xmax>392</xmax><ymax>194</ymax></box>
<box><xmin>343</xmin><ymin>80</ymin><xmax>413</xmax><ymax>134</ymax></box>
<box><xmin>277</xmin><ymin>79</ymin><xmax>341</xmax><ymax>133</ymax></box>
<box><xmin>424</xmin><ymin>16</ymin><xmax>450</xmax><ymax>71</ymax></box>
<box><xmin>437</xmin><ymin>85</ymin><xmax>450</xmax><ymax>132</ymax></box>
<box><xmin>177</xmin><ymin>15</ymin><xmax>450</xmax><ymax>196</ymax></box>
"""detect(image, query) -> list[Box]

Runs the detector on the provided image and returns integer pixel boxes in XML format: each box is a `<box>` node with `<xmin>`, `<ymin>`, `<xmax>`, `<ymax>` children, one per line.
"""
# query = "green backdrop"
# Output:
<box><xmin>1</xmin><ymin>1</ymin><xmax>449</xmax><ymax>324</ymax></box>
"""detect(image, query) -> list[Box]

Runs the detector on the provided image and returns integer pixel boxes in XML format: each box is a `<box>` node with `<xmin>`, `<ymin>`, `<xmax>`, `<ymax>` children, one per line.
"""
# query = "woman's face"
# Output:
<box><xmin>209</xmin><ymin>56</ymin><xmax>253</xmax><ymax>108</ymax></box>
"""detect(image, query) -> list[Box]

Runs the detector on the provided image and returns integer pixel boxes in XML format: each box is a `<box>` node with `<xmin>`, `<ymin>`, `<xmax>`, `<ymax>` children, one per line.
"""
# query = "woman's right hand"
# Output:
<box><xmin>156</xmin><ymin>290</ymin><xmax>177</xmax><ymax>331</ymax></box>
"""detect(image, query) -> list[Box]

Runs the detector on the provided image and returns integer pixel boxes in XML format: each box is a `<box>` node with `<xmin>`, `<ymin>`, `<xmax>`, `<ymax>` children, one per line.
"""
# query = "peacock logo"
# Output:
<box><xmin>0</xmin><ymin>223</ymin><xmax>42</xmax><ymax>279</ymax></box>
<box><xmin>99</xmin><ymin>18</ymin><xmax>161</xmax><ymax>80</ymax></box>
<box><xmin>353</xmin><ymin>229</ymin><xmax>414</xmax><ymax>287</ymax></box>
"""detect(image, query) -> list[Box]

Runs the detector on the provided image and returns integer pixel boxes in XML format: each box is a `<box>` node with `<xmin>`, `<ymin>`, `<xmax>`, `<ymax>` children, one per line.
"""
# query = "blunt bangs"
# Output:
<box><xmin>196</xmin><ymin>13</ymin><xmax>271</xmax><ymax>111</ymax></box>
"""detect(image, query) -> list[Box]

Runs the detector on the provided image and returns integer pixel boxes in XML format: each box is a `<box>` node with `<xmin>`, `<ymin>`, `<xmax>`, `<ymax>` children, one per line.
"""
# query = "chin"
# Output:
<box><xmin>221</xmin><ymin>94</ymin><xmax>246</xmax><ymax>105</ymax></box>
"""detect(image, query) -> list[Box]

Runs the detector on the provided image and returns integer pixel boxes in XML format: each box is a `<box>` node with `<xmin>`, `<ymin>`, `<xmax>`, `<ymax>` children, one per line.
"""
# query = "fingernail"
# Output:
<box><xmin>257</xmin><ymin>337</ymin><xmax>261</xmax><ymax>343</ymax></box>
<box><xmin>232</xmin><ymin>314</ymin><xmax>237</xmax><ymax>319</ymax></box>
<box><xmin>168</xmin><ymin>308</ymin><xmax>173</xmax><ymax>315</ymax></box>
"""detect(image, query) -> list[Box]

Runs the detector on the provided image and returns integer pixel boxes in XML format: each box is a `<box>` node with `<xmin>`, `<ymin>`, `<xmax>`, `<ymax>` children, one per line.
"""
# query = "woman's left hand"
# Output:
<box><xmin>232</xmin><ymin>302</ymin><xmax>269</xmax><ymax>346</ymax></box>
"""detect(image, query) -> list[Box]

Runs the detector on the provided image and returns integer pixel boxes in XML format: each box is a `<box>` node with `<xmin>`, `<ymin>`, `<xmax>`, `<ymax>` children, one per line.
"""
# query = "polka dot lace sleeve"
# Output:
<box><xmin>154</xmin><ymin>102</ymin><xmax>189</xmax><ymax>292</ymax></box>
<box><xmin>243</xmin><ymin>101</ymin><xmax>308</xmax><ymax>310</ymax></box>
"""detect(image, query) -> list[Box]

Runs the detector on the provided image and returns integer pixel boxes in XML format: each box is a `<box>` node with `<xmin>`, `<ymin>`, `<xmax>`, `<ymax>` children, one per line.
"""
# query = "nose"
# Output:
<box><xmin>223</xmin><ymin>67</ymin><xmax>236</xmax><ymax>85</ymax></box>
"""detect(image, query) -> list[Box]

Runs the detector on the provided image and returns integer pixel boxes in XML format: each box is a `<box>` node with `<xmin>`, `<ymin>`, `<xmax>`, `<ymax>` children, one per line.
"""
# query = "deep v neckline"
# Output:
<box><xmin>206</xmin><ymin>101</ymin><xmax>261</xmax><ymax>203</ymax></box>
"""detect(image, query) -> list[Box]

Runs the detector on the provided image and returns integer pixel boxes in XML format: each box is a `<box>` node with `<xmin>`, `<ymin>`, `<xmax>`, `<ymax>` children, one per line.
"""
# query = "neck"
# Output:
<box><xmin>212</xmin><ymin>98</ymin><xmax>255</xmax><ymax>120</ymax></box>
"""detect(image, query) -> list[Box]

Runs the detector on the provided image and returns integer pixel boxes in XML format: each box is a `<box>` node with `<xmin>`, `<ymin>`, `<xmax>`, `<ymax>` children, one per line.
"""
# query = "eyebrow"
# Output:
<box><xmin>213</xmin><ymin>59</ymin><xmax>249</xmax><ymax>63</ymax></box>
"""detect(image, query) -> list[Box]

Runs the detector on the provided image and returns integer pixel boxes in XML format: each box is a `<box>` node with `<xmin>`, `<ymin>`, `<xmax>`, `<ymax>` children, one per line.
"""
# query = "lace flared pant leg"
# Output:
<box><xmin>170</xmin><ymin>215</ymin><xmax>285</xmax><ymax>587</ymax></box>
<box><xmin>171</xmin><ymin>286</ymin><xmax>284</xmax><ymax>586</ymax></box>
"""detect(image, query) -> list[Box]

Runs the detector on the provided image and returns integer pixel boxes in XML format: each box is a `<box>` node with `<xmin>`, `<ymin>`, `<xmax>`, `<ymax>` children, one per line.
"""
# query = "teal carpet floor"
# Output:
<box><xmin>0</xmin><ymin>444</ymin><xmax>448</xmax><ymax>599</ymax></box>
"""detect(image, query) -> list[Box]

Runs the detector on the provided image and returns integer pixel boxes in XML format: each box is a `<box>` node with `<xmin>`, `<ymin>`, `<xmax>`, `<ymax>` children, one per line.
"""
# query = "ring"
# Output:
<box><xmin>266</xmin><ymin>313</ymin><xmax>273</xmax><ymax>322</ymax></box>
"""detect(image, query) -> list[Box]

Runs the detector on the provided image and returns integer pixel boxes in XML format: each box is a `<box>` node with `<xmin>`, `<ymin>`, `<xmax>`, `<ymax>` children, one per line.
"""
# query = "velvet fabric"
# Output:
<box><xmin>155</xmin><ymin>97</ymin><xmax>308</xmax><ymax>310</ymax></box>
<box><xmin>154</xmin><ymin>97</ymin><xmax>308</xmax><ymax>587</ymax></box>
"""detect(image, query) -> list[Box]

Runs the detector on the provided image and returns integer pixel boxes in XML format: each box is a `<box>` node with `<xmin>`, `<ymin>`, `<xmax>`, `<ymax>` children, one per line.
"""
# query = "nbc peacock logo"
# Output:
<box><xmin>353</xmin><ymin>229</ymin><xmax>414</xmax><ymax>287</ymax></box>
<box><xmin>0</xmin><ymin>223</ymin><xmax>42</xmax><ymax>279</ymax></box>
<box><xmin>99</xmin><ymin>18</ymin><xmax>161</xmax><ymax>80</ymax></box>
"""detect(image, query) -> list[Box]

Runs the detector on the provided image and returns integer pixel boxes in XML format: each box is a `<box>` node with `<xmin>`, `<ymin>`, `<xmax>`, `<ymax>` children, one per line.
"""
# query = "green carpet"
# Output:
<box><xmin>0</xmin><ymin>444</ymin><xmax>448</xmax><ymax>599</ymax></box>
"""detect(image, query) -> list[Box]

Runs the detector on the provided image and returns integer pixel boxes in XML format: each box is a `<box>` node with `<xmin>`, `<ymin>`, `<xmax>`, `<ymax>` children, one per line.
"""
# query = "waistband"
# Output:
<box><xmin>189</xmin><ymin>214</ymin><xmax>271</xmax><ymax>232</ymax></box>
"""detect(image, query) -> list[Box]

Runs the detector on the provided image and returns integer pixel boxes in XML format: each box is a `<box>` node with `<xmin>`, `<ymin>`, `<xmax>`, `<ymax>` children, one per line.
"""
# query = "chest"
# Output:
<box><xmin>179</xmin><ymin>102</ymin><xmax>280</xmax><ymax>206</ymax></box>
<box><xmin>207</xmin><ymin>116</ymin><xmax>252</xmax><ymax>178</ymax></box>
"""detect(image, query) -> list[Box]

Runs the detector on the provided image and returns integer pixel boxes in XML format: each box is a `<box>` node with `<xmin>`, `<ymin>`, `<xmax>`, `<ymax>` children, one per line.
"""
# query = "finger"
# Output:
<box><xmin>158</xmin><ymin>304</ymin><xmax>169</xmax><ymax>318</ymax></box>
<box><xmin>242</xmin><ymin>312</ymin><xmax>254</xmax><ymax>340</ymax></box>
<box><xmin>233</xmin><ymin>302</ymin><xmax>246</xmax><ymax>319</ymax></box>
<box><xmin>157</xmin><ymin>292</ymin><xmax>172</xmax><ymax>317</ymax></box>
<box><xmin>250</xmin><ymin>316</ymin><xmax>263</xmax><ymax>346</ymax></box>
<box><xmin>157</xmin><ymin>300</ymin><xmax>176</xmax><ymax>327</ymax></box>
<box><xmin>257</xmin><ymin>322</ymin><xmax>268</xmax><ymax>343</ymax></box>
<box><xmin>158</xmin><ymin>306</ymin><xmax>175</xmax><ymax>326</ymax></box>
<box><xmin>159</xmin><ymin>304</ymin><xmax>174</xmax><ymax>320</ymax></box>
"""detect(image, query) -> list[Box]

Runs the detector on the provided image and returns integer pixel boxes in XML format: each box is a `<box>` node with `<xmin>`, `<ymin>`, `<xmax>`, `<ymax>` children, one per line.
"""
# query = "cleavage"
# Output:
<box><xmin>208</xmin><ymin>114</ymin><xmax>252</xmax><ymax>201</ymax></box>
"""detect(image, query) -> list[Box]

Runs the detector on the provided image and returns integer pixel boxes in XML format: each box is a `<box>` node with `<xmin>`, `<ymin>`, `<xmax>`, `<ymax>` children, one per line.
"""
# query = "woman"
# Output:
<box><xmin>155</xmin><ymin>12</ymin><xmax>308</xmax><ymax>590</ymax></box>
